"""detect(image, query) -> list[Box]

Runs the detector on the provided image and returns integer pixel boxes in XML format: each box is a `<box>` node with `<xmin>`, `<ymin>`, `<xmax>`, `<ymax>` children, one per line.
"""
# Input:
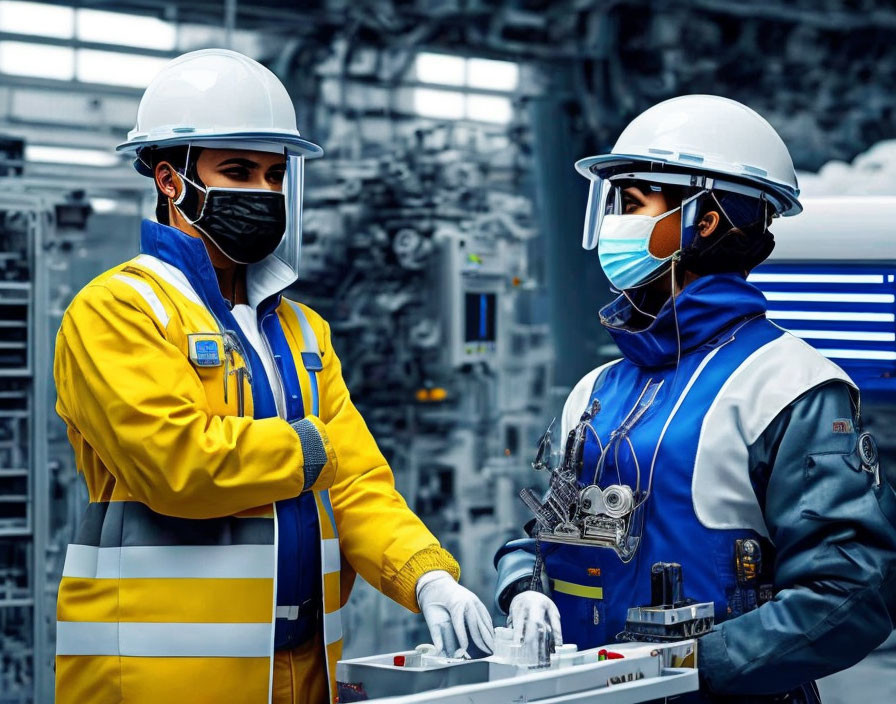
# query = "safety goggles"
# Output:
<box><xmin>581</xmin><ymin>170</ymin><xmax>778</xmax><ymax>251</ymax></box>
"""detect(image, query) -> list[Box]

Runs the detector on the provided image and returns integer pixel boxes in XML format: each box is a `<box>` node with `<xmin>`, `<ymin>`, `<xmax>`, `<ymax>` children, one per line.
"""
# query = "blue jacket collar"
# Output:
<box><xmin>600</xmin><ymin>273</ymin><xmax>768</xmax><ymax>368</ymax></box>
<box><xmin>139</xmin><ymin>219</ymin><xmax>297</xmax><ymax>313</ymax></box>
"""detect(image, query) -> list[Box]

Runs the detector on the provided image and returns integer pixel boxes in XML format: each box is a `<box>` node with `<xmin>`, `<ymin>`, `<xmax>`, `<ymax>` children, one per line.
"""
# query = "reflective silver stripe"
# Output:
<box><xmin>56</xmin><ymin>621</ymin><xmax>272</xmax><ymax>657</ymax></box>
<box><xmin>562</xmin><ymin>360</ymin><xmax>621</xmax><ymax>440</ymax></box>
<box><xmin>62</xmin><ymin>544</ymin><xmax>274</xmax><ymax>579</ymax></box>
<box><xmin>56</xmin><ymin>621</ymin><xmax>119</xmax><ymax>656</ymax></box>
<box><xmin>112</xmin><ymin>274</ymin><xmax>170</xmax><ymax>328</ymax></box>
<box><xmin>275</xmin><ymin>606</ymin><xmax>300</xmax><ymax>620</ymax></box>
<box><xmin>133</xmin><ymin>254</ymin><xmax>205</xmax><ymax>306</ymax></box>
<box><xmin>323</xmin><ymin>609</ymin><xmax>343</xmax><ymax>645</ymax></box>
<box><xmin>287</xmin><ymin>300</ymin><xmax>320</xmax><ymax>354</ymax></box>
<box><xmin>322</xmin><ymin>538</ymin><xmax>340</xmax><ymax>574</ymax></box>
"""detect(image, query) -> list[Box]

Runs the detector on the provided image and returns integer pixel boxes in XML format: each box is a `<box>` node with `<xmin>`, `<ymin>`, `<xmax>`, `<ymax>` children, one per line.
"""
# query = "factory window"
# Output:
<box><xmin>0</xmin><ymin>1</ymin><xmax>175</xmax><ymax>85</ymax></box>
<box><xmin>412</xmin><ymin>52</ymin><xmax>518</xmax><ymax>124</ymax></box>
<box><xmin>0</xmin><ymin>1</ymin><xmax>73</xmax><ymax>38</ymax></box>
<box><xmin>0</xmin><ymin>40</ymin><xmax>73</xmax><ymax>80</ymax></box>
<box><xmin>77</xmin><ymin>9</ymin><xmax>176</xmax><ymax>50</ymax></box>
<box><xmin>24</xmin><ymin>145</ymin><xmax>119</xmax><ymax>167</ymax></box>
<box><xmin>413</xmin><ymin>88</ymin><xmax>466</xmax><ymax>120</ymax></box>
<box><xmin>76</xmin><ymin>49</ymin><xmax>169</xmax><ymax>88</ymax></box>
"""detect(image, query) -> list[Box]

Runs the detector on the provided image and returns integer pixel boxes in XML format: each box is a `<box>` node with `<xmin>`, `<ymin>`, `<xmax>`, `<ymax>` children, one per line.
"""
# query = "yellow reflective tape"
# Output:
<box><xmin>551</xmin><ymin>579</ymin><xmax>604</xmax><ymax>599</ymax></box>
<box><xmin>56</xmin><ymin>656</ymin><xmax>121</xmax><ymax>703</ymax></box>
<box><xmin>323</xmin><ymin>571</ymin><xmax>340</xmax><ymax>610</ymax></box>
<box><xmin>120</xmin><ymin>578</ymin><xmax>274</xmax><ymax>623</ymax></box>
<box><xmin>118</xmin><ymin>656</ymin><xmax>269</xmax><ymax>704</ymax></box>
<box><xmin>57</xmin><ymin>578</ymin><xmax>119</xmax><ymax>622</ymax></box>
<box><xmin>59</xmin><ymin>577</ymin><xmax>274</xmax><ymax>623</ymax></box>
<box><xmin>325</xmin><ymin>638</ymin><xmax>342</xmax><ymax>701</ymax></box>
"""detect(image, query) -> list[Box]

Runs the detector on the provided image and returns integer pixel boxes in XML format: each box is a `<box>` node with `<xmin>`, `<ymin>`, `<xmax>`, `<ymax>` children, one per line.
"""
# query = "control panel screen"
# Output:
<box><xmin>464</xmin><ymin>292</ymin><xmax>497</xmax><ymax>343</ymax></box>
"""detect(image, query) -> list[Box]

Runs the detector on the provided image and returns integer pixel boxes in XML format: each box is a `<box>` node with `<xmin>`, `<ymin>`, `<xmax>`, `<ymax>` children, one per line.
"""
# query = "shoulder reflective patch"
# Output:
<box><xmin>134</xmin><ymin>254</ymin><xmax>205</xmax><ymax>306</ymax></box>
<box><xmin>561</xmin><ymin>359</ymin><xmax>622</xmax><ymax>440</ymax></box>
<box><xmin>112</xmin><ymin>273</ymin><xmax>170</xmax><ymax>328</ymax></box>
<box><xmin>287</xmin><ymin>300</ymin><xmax>321</xmax><ymax>354</ymax></box>
<box><xmin>693</xmin><ymin>333</ymin><xmax>856</xmax><ymax>538</ymax></box>
<box><xmin>188</xmin><ymin>333</ymin><xmax>224</xmax><ymax>367</ymax></box>
<box><xmin>832</xmin><ymin>419</ymin><xmax>853</xmax><ymax>434</ymax></box>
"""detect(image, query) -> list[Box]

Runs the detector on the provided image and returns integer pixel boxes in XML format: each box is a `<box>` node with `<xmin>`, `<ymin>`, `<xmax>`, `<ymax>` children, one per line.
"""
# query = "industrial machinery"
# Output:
<box><xmin>292</xmin><ymin>115</ymin><xmax>554</xmax><ymax>655</ymax></box>
<box><xmin>618</xmin><ymin>563</ymin><xmax>715</xmax><ymax>643</ymax></box>
<box><xmin>337</xmin><ymin>637</ymin><xmax>699</xmax><ymax>703</ymax></box>
<box><xmin>0</xmin><ymin>193</ymin><xmax>50</xmax><ymax>704</ymax></box>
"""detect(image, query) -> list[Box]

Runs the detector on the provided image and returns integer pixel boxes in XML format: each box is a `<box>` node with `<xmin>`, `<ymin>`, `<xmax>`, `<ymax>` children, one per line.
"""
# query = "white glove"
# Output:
<box><xmin>507</xmin><ymin>590</ymin><xmax>563</xmax><ymax>650</ymax></box>
<box><xmin>416</xmin><ymin>570</ymin><xmax>495</xmax><ymax>658</ymax></box>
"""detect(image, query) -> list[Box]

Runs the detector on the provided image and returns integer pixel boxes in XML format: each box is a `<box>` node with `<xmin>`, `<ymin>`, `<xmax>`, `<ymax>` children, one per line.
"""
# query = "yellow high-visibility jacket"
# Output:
<box><xmin>53</xmin><ymin>220</ymin><xmax>459</xmax><ymax>703</ymax></box>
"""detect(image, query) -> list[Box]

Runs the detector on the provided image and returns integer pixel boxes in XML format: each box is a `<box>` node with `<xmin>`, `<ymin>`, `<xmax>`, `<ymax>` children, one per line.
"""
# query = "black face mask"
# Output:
<box><xmin>175</xmin><ymin>173</ymin><xmax>286</xmax><ymax>265</ymax></box>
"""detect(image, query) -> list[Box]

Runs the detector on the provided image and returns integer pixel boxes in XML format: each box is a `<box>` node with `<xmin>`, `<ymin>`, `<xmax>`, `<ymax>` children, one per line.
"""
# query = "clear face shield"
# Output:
<box><xmin>274</xmin><ymin>152</ymin><xmax>305</xmax><ymax>278</ymax></box>
<box><xmin>581</xmin><ymin>169</ymin><xmax>777</xmax><ymax>253</ymax></box>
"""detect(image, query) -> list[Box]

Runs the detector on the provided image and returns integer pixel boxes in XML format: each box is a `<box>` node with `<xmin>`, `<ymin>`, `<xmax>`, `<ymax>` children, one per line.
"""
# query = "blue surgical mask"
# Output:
<box><xmin>598</xmin><ymin>207</ymin><xmax>681</xmax><ymax>290</ymax></box>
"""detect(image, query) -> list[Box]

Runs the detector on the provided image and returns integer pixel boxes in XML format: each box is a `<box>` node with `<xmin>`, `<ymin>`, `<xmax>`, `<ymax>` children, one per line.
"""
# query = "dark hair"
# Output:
<box><xmin>142</xmin><ymin>146</ymin><xmax>204</xmax><ymax>225</ymax></box>
<box><xmin>679</xmin><ymin>191</ymin><xmax>774</xmax><ymax>275</ymax></box>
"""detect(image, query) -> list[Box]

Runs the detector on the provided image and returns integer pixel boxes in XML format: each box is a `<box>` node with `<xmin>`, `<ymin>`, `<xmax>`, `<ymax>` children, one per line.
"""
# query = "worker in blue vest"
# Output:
<box><xmin>495</xmin><ymin>95</ymin><xmax>896</xmax><ymax>702</ymax></box>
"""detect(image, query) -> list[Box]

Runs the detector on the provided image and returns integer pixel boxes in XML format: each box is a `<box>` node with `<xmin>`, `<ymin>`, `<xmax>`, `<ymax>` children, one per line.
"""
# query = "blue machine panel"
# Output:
<box><xmin>748</xmin><ymin>262</ymin><xmax>896</xmax><ymax>399</ymax></box>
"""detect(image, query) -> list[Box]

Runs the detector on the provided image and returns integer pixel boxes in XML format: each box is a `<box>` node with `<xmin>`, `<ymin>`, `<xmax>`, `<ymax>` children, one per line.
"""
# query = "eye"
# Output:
<box><xmin>266</xmin><ymin>167</ymin><xmax>285</xmax><ymax>185</ymax></box>
<box><xmin>622</xmin><ymin>194</ymin><xmax>640</xmax><ymax>214</ymax></box>
<box><xmin>221</xmin><ymin>167</ymin><xmax>250</xmax><ymax>181</ymax></box>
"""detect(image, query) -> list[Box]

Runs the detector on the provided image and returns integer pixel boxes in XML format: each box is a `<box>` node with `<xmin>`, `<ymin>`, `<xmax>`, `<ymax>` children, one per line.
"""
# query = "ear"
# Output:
<box><xmin>697</xmin><ymin>210</ymin><xmax>720</xmax><ymax>238</ymax></box>
<box><xmin>154</xmin><ymin>161</ymin><xmax>180</xmax><ymax>200</ymax></box>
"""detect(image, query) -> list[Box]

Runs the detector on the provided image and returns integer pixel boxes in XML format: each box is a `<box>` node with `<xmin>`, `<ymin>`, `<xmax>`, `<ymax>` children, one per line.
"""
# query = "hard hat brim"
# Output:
<box><xmin>574</xmin><ymin>153</ymin><xmax>802</xmax><ymax>217</ymax></box>
<box><xmin>118</xmin><ymin>131</ymin><xmax>324</xmax><ymax>176</ymax></box>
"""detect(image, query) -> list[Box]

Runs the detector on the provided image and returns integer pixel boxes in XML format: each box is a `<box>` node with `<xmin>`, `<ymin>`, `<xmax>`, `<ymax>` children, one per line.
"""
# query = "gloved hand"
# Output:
<box><xmin>416</xmin><ymin>570</ymin><xmax>495</xmax><ymax>658</ymax></box>
<box><xmin>507</xmin><ymin>590</ymin><xmax>563</xmax><ymax>651</ymax></box>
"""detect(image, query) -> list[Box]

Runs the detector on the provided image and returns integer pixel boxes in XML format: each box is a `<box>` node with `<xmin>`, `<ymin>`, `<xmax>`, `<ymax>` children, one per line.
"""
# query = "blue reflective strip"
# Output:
<box><xmin>309</xmin><ymin>370</ymin><xmax>319</xmax><ymax>417</ymax></box>
<box><xmin>288</xmin><ymin>301</ymin><xmax>322</xmax><ymax>418</ymax></box>
<box><xmin>320</xmin><ymin>490</ymin><xmax>337</xmax><ymax>535</ymax></box>
<box><xmin>479</xmin><ymin>294</ymin><xmax>487</xmax><ymax>339</ymax></box>
<box><xmin>262</xmin><ymin>312</ymin><xmax>305</xmax><ymax>421</ymax></box>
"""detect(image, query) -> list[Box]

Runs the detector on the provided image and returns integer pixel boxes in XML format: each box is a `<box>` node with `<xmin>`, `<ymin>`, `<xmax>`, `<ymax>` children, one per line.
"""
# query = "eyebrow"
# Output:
<box><xmin>622</xmin><ymin>186</ymin><xmax>647</xmax><ymax>203</ymax></box>
<box><xmin>216</xmin><ymin>158</ymin><xmax>260</xmax><ymax>168</ymax></box>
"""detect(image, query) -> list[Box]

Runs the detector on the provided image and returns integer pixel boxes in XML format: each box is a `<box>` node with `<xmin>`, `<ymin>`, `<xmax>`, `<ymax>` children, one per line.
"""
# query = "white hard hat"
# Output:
<box><xmin>117</xmin><ymin>48</ymin><xmax>322</xmax><ymax>174</ymax></box>
<box><xmin>575</xmin><ymin>95</ymin><xmax>801</xmax><ymax>218</ymax></box>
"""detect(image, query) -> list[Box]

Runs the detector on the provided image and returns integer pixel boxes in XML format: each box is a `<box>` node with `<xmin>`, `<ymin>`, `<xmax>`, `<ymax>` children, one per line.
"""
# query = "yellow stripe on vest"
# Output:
<box><xmin>58</xmin><ymin>577</ymin><xmax>274</xmax><ymax>623</ymax></box>
<box><xmin>551</xmin><ymin>579</ymin><xmax>604</xmax><ymax>599</ymax></box>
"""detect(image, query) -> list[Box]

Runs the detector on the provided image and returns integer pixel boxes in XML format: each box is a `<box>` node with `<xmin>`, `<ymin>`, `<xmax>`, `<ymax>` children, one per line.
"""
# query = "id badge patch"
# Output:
<box><xmin>188</xmin><ymin>333</ymin><xmax>224</xmax><ymax>367</ymax></box>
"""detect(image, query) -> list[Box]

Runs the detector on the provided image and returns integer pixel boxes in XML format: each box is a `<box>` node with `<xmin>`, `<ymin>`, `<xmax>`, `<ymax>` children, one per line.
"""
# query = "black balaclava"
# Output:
<box><xmin>679</xmin><ymin>192</ymin><xmax>775</xmax><ymax>276</ymax></box>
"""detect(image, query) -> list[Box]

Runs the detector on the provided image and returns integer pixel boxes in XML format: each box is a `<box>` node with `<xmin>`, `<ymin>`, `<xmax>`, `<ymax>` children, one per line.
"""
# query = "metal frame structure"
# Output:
<box><xmin>0</xmin><ymin>192</ymin><xmax>49</xmax><ymax>704</ymax></box>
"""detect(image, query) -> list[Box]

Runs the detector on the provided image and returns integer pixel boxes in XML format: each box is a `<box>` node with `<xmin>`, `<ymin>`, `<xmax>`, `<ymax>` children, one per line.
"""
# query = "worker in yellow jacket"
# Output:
<box><xmin>52</xmin><ymin>49</ymin><xmax>494</xmax><ymax>704</ymax></box>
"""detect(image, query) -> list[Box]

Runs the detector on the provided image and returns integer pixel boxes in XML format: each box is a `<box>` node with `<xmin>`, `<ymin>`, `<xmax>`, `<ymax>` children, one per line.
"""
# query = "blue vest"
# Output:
<box><xmin>140</xmin><ymin>221</ymin><xmax>321</xmax><ymax>649</ymax></box>
<box><xmin>543</xmin><ymin>274</ymin><xmax>779</xmax><ymax>649</ymax></box>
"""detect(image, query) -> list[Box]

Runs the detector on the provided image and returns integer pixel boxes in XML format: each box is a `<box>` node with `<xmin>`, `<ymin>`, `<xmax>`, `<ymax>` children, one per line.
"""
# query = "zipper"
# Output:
<box><xmin>223</xmin><ymin>330</ymin><xmax>252</xmax><ymax>417</ymax></box>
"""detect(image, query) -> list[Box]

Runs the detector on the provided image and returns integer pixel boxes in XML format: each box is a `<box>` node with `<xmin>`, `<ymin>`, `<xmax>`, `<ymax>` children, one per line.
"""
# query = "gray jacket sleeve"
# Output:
<box><xmin>699</xmin><ymin>381</ymin><xmax>896</xmax><ymax>694</ymax></box>
<box><xmin>494</xmin><ymin>538</ymin><xmax>539</xmax><ymax>613</ymax></box>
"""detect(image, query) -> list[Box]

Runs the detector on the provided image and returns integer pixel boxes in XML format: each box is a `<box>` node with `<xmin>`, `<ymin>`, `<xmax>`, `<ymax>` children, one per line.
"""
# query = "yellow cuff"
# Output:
<box><xmin>385</xmin><ymin>546</ymin><xmax>460</xmax><ymax>612</ymax></box>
